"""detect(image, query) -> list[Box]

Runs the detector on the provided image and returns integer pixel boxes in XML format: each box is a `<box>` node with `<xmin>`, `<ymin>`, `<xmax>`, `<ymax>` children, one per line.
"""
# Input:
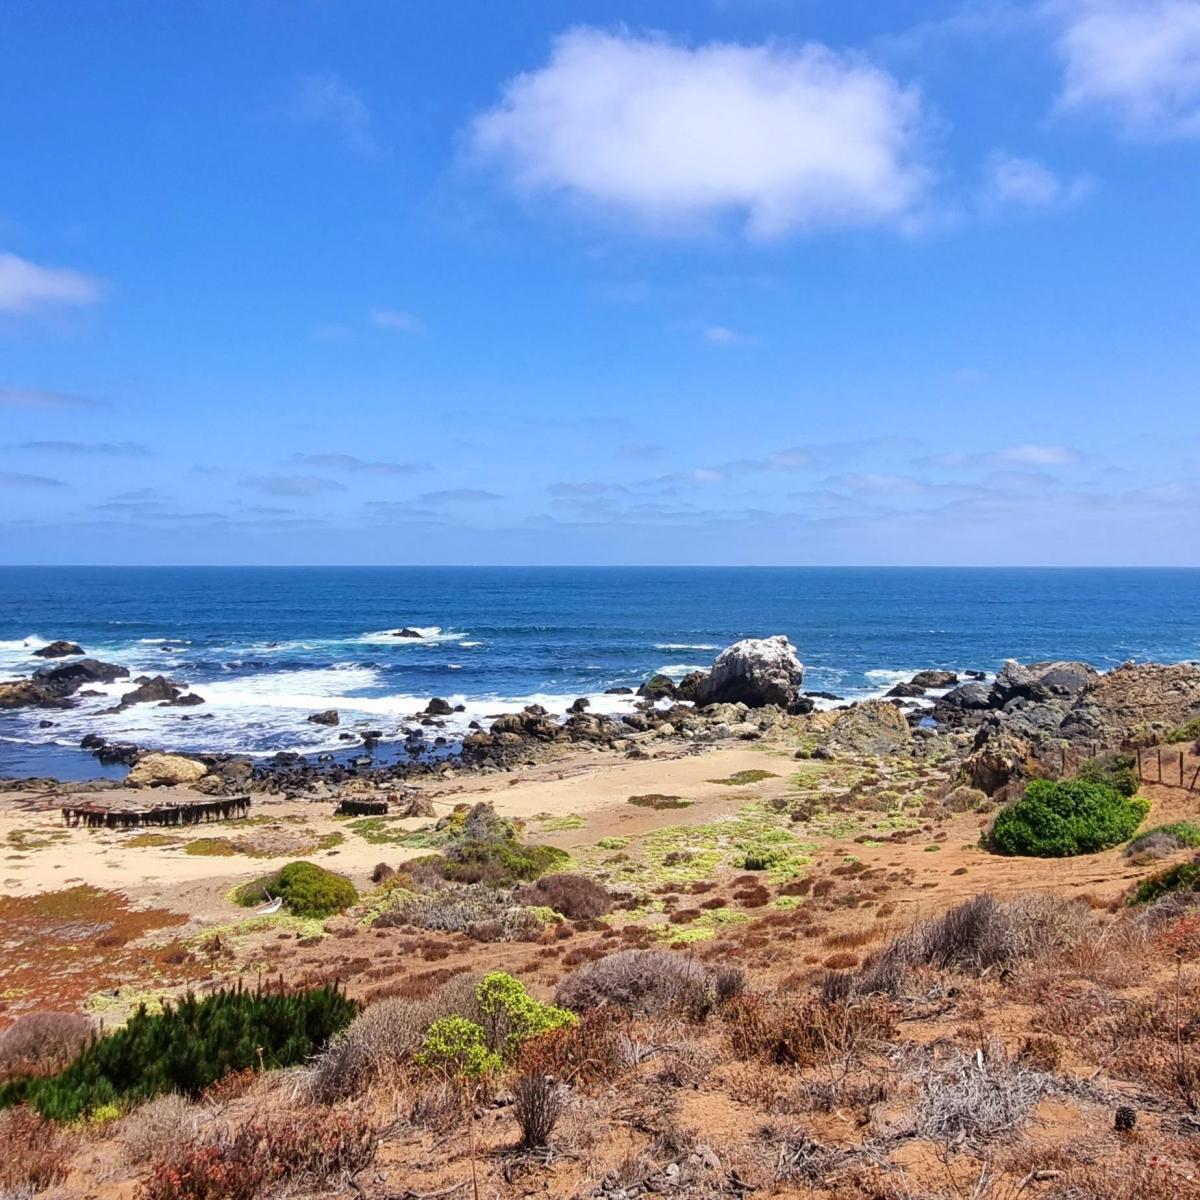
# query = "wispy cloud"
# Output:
<box><xmin>979</xmin><ymin>152</ymin><xmax>1092</xmax><ymax>210</ymax></box>
<box><xmin>472</xmin><ymin>27</ymin><xmax>932</xmax><ymax>238</ymax></box>
<box><xmin>1053</xmin><ymin>0</ymin><xmax>1200</xmax><ymax>137</ymax></box>
<box><xmin>918</xmin><ymin>443</ymin><xmax>1083</xmax><ymax>468</ymax></box>
<box><xmin>0</xmin><ymin>251</ymin><xmax>104</xmax><ymax>315</ymax></box>
<box><xmin>419</xmin><ymin>488</ymin><xmax>502</xmax><ymax>503</ymax></box>
<box><xmin>289</xmin><ymin>73</ymin><xmax>380</xmax><ymax>156</ymax></box>
<box><xmin>370</xmin><ymin>308</ymin><xmax>426</xmax><ymax>335</ymax></box>
<box><xmin>240</xmin><ymin>474</ymin><xmax>347</xmax><ymax>497</ymax></box>
<box><xmin>16</xmin><ymin>440</ymin><xmax>149</xmax><ymax>457</ymax></box>
<box><xmin>702</xmin><ymin>324</ymin><xmax>758</xmax><ymax>347</ymax></box>
<box><xmin>291</xmin><ymin>452</ymin><xmax>429</xmax><ymax>476</ymax></box>
<box><xmin>0</xmin><ymin>470</ymin><xmax>66</xmax><ymax>489</ymax></box>
<box><xmin>0</xmin><ymin>386</ymin><xmax>93</xmax><ymax>409</ymax></box>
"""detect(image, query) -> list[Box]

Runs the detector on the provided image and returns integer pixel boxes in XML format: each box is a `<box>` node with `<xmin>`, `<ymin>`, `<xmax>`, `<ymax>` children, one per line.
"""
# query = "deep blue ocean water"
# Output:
<box><xmin>1</xmin><ymin>567</ymin><xmax>1197</xmax><ymax>779</ymax></box>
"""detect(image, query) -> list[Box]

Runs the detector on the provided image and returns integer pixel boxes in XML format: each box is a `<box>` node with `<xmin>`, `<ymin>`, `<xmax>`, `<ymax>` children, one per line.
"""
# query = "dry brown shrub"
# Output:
<box><xmin>512</xmin><ymin>873</ymin><xmax>613</xmax><ymax>920</ymax></box>
<box><xmin>0</xmin><ymin>1010</ymin><xmax>93</xmax><ymax>1078</ymax></box>
<box><xmin>724</xmin><ymin>992</ymin><xmax>897</xmax><ymax>1067</ymax></box>
<box><xmin>120</xmin><ymin>1093</ymin><xmax>210</xmax><ymax>1165</ymax></box>
<box><xmin>305</xmin><ymin>972</ymin><xmax>479</xmax><ymax>1101</ymax></box>
<box><xmin>554</xmin><ymin>949</ymin><xmax>743</xmax><ymax>1018</ymax></box>
<box><xmin>0</xmin><ymin>1108</ymin><xmax>72</xmax><ymax>1195</ymax></box>
<box><xmin>517</xmin><ymin>1008</ymin><xmax>628</xmax><ymax>1086</ymax></box>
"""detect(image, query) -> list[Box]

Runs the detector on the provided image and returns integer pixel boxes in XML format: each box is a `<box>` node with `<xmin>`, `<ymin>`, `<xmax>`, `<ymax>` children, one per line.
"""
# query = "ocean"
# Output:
<box><xmin>1</xmin><ymin>566</ymin><xmax>1197</xmax><ymax>780</ymax></box>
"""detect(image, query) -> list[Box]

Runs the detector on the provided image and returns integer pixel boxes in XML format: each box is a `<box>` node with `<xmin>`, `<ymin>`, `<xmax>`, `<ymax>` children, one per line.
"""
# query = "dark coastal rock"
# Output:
<box><xmin>80</xmin><ymin>734</ymin><xmax>105</xmax><ymax>750</ymax></box>
<box><xmin>910</xmin><ymin>670</ymin><xmax>958</xmax><ymax>689</ymax></box>
<box><xmin>805</xmin><ymin>691</ymin><xmax>844</xmax><ymax>702</ymax></box>
<box><xmin>695</xmin><ymin>635</ymin><xmax>804</xmax><ymax>709</ymax></box>
<box><xmin>930</xmin><ymin>682</ymin><xmax>993</xmax><ymax>726</ymax></box>
<box><xmin>568</xmin><ymin>697</ymin><xmax>590</xmax><ymax>714</ymax></box>
<box><xmin>1027</xmin><ymin>660</ymin><xmax>1100</xmax><ymax>698</ymax></box>
<box><xmin>675</xmin><ymin>671</ymin><xmax>706</xmax><ymax>703</ymax></box>
<box><xmin>1</xmin><ymin>658</ymin><xmax>130</xmax><ymax>709</ymax></box>
<box><xmin>604</xmin><ymin>687</ymin><xmax>634</xmax><ymax>695</ymax></box>
<box><xmin>424</xmin><ymin>697</ymin><xmax>454</xmax><ymax>716</ymax></box>
<box><xmin>35</xmin><ymin>658</ymin><xmax>129</xmax><ymax>688</ymax></box>
<box><xmin>490</xmin><ymin>705</ymin><xmax>563</xmax><ymax>743</ymax></box>
<box><xmin>118</xmin><ymin>675</ymin><xmax>180</xmax><ymax>707</ymax></box>
<box><xmin>887</xmin><ymin>682</ymin><xmax>926</xmax><ymax>698</ymax></box>
<box><xmin>33</xmin><ymin>640</ymin><xmax>84</xmax><ymax>659</ymax></box>
<box><xmin>393</xmin><ymin>628</ymin><xmax>424</xmax><ymax>638</ymax></box>
<box><xmin>638</xmin><ymin>674</ymin><xmax>678</xmax><ymax>701</ymax></box>
<box><xmin>308</xmin><ymin>709</ymin><xmax>340</xmax><ymax>726</ymax></box>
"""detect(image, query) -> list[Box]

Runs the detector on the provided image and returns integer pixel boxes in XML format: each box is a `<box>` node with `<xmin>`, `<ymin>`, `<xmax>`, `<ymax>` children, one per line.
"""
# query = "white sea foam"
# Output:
<box><xmin>460</xmin><ymin>641</ymin><xmax>483</xmax><ymax>648</ymax></box>
<box><xmin>357</xmin><ymin>626</ymin><xmax>467</xmax><ymax>645</ymax></box>
<box><xmin>654</xmin><ymin>643</ymin><xmax>717</xmax><ymax>651</ymax></box>
<box><xmin>657</xmin><ymin>663</ymin><xmax>707</xmax><ymax>677</ymax></box>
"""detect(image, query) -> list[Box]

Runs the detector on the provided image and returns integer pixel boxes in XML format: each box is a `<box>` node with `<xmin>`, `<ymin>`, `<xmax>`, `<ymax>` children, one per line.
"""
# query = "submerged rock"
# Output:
<box><xmin>425</xmin><ymin>697</ymin><xmax>454</xmax><ymax>716</ymax></box>
<box><xmin>695</xmin><ymin>635</ymin><xmax>804</xmax><ymax>709</ymax></box>
<box><xmin>638</xmin><ymin>673</ymin><xmax>677</xmax><ymax>701</ymax></box>
<box><xmin>307</xmin><ymin>709</ymin><xmax>340</xmax><ymax>725</ymax></box>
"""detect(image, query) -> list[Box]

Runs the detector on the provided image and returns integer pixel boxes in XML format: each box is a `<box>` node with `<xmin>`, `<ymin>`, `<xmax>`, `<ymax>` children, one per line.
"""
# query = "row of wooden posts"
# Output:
<box><xmin>61</xmin><ymin>795</ymin><xmax>252</xmax><ymax>829</ymax></box>
<box><xmin>1136</xmin><ymin>746</ymin><xmax>1200</xmax><ymax>792</ymax></box>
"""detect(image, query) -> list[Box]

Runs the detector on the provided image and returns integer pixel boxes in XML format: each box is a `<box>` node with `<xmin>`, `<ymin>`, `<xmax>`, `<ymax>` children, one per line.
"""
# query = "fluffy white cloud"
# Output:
<box><xmin>0</xmin><ymin>252</ymin><xmax>103</xmax><ymax>315</ymax></box>
<box><xmin>472</xmin><ymin>28</ymin><xmax>932</xmax><ymax>237</ymax></box>
<box><xmin>981</xmin><ymin>153</ymin><xmax>1090</xmax><ymax>208</ymax></box>
<box><xmin>1054</xmin><ymin>0</ymin><xmax>1200</xmax><ymax>135</ymax></box>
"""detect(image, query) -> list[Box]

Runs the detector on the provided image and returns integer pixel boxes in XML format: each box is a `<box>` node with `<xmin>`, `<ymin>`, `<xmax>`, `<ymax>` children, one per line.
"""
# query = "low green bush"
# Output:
<box><xmin>988</xmin><ymin>778</ymin><xmax>1149</xmax><ymax>857</ymax></box>
<box><xmin>1129</xmin><ymin>858</ymin><xmax>1200</xmax><ymax>906</ymax></box>
<box><xmin>1166</xmin><ymin>715</ymin><xmax>1200</xmax><ymax>744</ymax></box>
<box><xmin>414</xmin><ymin>972</ymin><xmax>575</xmax><ymax>1079</ymax></box>
<box><xmin>1124</xmin><ymin>822</ymin><xmax>1200</xmax><ymax>861</ymax></box>
<box><xmin>0</xmin><ymin>984</ymin><xmax>356</xmax><ymax>1120</ymax></box>
<box><xmin>233</xmin><ymin>861</ymin><xmax>358</xmax><ymax>918</ymax></box>
<box><xmin>1074</xmin><ymin>752</ymin><xmax>1139</xmax><ymax>798</ymax></box>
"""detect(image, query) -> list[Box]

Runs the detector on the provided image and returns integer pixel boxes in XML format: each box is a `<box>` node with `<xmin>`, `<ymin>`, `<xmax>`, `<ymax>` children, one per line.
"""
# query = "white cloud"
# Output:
<box><xmin>471</xmin><ymin>27</ymin><xmax>932</xmax><ymax>238</ymax></box>
<box><xmin>703</xmin><ymin>324</ymin><xmax>758</xmax><ymax>346</ymax></box>
<box><xmin>1054</xmin><ymin>0</ymin><xmax>1200</xmax><ymax>136</ymax></box>
<box><xmin>980</xmin><ymin>153</ymin><xmax>1091</xmax><ymax>209</ymax></box>
<box><xmin>370</xmin><ymin>308</ymin><xmax>426</xmax><ymax>335</ymax></box>
<box><xmin>0</xmin><ymin>252</ymin><xmax>103</xmax><ymax>315</ymax></box>
<box><xmin>290</xmin><ymin>74</ymin><xmax>380</xmax><ymax>156</ymax></box>
<box><xmin>920</xmin><ymin>443</ymin><xmax>1082</xmax><ymax>468</ymax></box>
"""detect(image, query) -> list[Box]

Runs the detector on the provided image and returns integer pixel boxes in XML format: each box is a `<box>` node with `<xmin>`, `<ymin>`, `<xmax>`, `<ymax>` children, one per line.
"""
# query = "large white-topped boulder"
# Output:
<box><xmin>694</xmin><ymin>635</ymin><xmax>804</xmax><ymax>709</ymax></box>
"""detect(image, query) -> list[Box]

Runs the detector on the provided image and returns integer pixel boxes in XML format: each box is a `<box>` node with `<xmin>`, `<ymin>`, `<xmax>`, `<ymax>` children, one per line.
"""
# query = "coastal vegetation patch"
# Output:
<box><xmin>988</xmin><ymin>778</ymin><xmax>1149</xmax><ymax>858</ymax></box>
<box><xmin>628</xmin><ymin>793</ymin><xmax>692</xmax><ymax>809</ymax></box>
<box><xmin>0</xmin><ymin>983</ymin><xmax>356</xmax><ymax>1119</ymax></box>
<box><xmin>233</xmin><ymin>861</ymin><xmax>358</xmax><ymax>918</ymax></box>
<box><xmin>1166</xmin><ymin>714</ymin><xmax>1200</xmax><ymax>744</ymax></box>
<box><xmin>708</xmin><ymin>769</ymin><xmax>778</xmax><ymax>786</ymax></box>
<box><xmin>1129</xmin><ymin>858</ymin><xmax>1200</xmax><ymax>906</ymax></box>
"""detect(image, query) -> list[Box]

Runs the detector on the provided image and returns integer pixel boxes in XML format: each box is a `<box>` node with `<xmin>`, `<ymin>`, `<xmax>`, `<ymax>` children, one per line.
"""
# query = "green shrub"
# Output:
<box><xmin>1166</xmin><ymin>715</ymin><xmax>1200</xmax><ymax>744</ymax></box>
<box><xmin>415</xmin><ymin>1017</ymin><xmax>501</xmax><ymax>1078</ymax></box>
<box><xmin>0</xmin><ymin>984</ymin><xmax>357</xmax><ymax>1120</ymax></box>
<box><xmin>1124</xmin><ymin>822</ymin><xmax>1200</xmax><ymax>861</ymax></box>
<box><xmin>424</xmin><ymin>841</ymin><xmax>568</xmax><ymax>887</ymax></box>
<box><xmin>628</xmin><ymin>794</ymin><xmax>692</xmax><ymax>809</ymax></box>
<box><xmin>413</xmin><ymin>973</ymin><xmax>575</xmax><ymax>1080</ymax></box>
<box><xmin>1129</xmin><ymin>858</ymin><xmax>1200</xmax><ymax>906</ymax></box>
<box><xmin>988</xmin><ymin>778</ymin><xmax>1149</xmax><ymax>857</ymax></box>
<box><xmin>475</xmin><ymin>971</ymin><xmax>576</xmax><ymax>1055</ymax></box>
<box><xmin>233</xmin><ymin>861</ymin><xmax>358</xmax><ymax>918</ymax></box>
<box><xmin>1074</xmin><ymin>752</ymin><xmax>1140</xmax><ymax>797</ymax></box>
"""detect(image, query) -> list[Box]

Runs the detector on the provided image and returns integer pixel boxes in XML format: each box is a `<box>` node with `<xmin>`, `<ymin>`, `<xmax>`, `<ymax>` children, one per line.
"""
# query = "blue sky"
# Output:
<box><xmin>1</xmin><ymin>0</ymin><xmax>1198</xmax><ymax>566</ymax></box>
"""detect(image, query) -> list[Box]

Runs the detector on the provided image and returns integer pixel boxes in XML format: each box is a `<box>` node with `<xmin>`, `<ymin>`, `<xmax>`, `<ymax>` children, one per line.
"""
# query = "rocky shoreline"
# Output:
<box><xmin>2</xmin><ymin>633</ymin><xmax>1199</xmax><ymax>802</ymax></box>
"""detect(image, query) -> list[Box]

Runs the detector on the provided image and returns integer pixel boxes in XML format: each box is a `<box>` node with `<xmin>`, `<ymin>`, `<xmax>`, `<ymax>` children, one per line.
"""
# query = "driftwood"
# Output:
<box><xmin>61</xmin><ymin>794</ymin><xmax>251</xmax><ymax>829</ymax></box>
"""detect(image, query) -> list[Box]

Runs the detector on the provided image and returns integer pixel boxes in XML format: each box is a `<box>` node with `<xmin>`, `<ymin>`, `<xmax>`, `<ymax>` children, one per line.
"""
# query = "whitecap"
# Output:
<box><xmin>657</xmin><ymin>663</ymin><xmax>706</xmax><ymax>677</ymax></box>
<box><xmin>654</xmin><ymin>643</ymin><xmax>717</xmax><ymax>651</ymax></box>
